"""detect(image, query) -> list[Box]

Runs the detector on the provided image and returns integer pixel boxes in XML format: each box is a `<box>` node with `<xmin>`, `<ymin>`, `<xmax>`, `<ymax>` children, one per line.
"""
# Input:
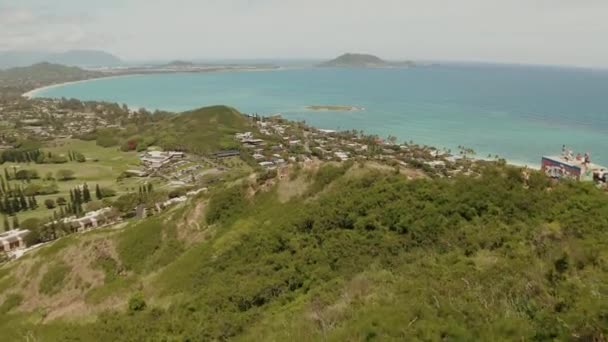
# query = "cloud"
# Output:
<box><xmin>1</xmin><ymin>0</ymin><xmax>607</xmax><ymax>67</ymax></box>
<box><xmin>0</xmin><ymin>5</ymin><xmax>112</xmax><ymax>51</ymax></box>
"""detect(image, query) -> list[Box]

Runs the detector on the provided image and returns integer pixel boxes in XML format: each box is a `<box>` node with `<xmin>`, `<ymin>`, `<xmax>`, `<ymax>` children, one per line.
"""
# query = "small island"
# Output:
<box><xmin>318</xmin><ymin>53</ymin><xmax>416</xmax><ymax>68</ymax></box>
<box><xmin>306</xmin><ymin>105</ymin><xmax>365</xmax><ymax>111</ymax></box>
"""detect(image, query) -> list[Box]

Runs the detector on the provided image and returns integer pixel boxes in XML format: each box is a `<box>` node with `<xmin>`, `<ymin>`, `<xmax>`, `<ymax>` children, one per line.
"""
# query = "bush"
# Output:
<box><xmin>24</xmin><ymin>183</ymin><xmax>58</xmax><ymax>196</ymax></box>
<box><xmin>113</xmin><ymin>193</ymin><xmax>139</xmax><ymax>213</ymax></box>
<box><xmin>15</xmin><ymin>169</ymin><xmax>39</xmax><ymax>180</ymax></box>
<box><xmin>116</xmin><ymin>219</ymin><xmax>163</xmax><ymax>273</ymax></box>
<box><xmin>39</xmin><ymin>263</ymin><xmax>71</xmax><ymax>295</ymax></box>
<box><xmin>44</xmin><ymin>199</ymin><xmax>56</xmax><ymax>209</ymax></box>
<box><xmin>56</xmin><ymin>169</ymin><xmax>75</xmax><ymax>181</ymax></box>
<box><xmin>128</xmin><ymin>292</ymin><xmax>146</xmax><ymax>312</ymax></box>
<box><xmin>168</xmin><ymin>188</ymin><xmax>186</xmax><ymax>199</ymax></box>
<box><xmin>100</xmin><ymin>188</ymin><xmax>117</xmax><ymax>198</ymax></box>
<box><xmin>20</xmin><ymin>217</ymin><xmax>41</xmax><ymax>231</ymax></box>
<box><xmin>50</xmin><ymin>155</ymin><xmax>68</xmax><ymax>164</ymax></box>
<box><xmin>96</xmin><ymin>135</ymin><xmax>119</xmax><ymax>148</ymax></box>
<box><xmin>206</xmin><ymin>186</ymin><xmax>247</xmax><ymax>224</ymax></box>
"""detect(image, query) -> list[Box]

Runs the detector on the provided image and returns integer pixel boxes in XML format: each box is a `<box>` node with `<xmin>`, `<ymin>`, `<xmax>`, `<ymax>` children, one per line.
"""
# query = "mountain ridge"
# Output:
<box><xmin>0</xmin><ymin>50</ymin><xmax>122</xmax><ymax>69</ymax></box>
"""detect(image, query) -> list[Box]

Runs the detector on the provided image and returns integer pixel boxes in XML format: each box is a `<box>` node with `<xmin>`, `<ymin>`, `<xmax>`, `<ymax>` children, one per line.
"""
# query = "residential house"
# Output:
<box><xmin>0</xmin><ymin>229</ymin><xmax>30</xmax><ymax>252</ymax></box>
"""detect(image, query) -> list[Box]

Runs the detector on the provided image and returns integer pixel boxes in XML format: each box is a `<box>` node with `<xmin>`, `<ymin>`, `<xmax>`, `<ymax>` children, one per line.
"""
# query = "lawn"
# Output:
<box><xmin>2</xmin><ymin>139</ymin><xmax>144</xmax><ymax>221</ymax></box>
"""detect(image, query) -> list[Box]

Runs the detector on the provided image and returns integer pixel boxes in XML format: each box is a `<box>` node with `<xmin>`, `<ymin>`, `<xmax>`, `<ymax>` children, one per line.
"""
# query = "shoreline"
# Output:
<box><xmin>22</xmin><ymin>74</ymin><xmax>143</xmax><ymax>99</ymax></box>
<box><xmin>22</xmin><ymin>66</ymin><xmax>284</xmax><ymax>99</ymax></box>
<box><xmin>19</xmin><ymin>70</ymin><xmax>546</xmax><ymax>170</ymax></box>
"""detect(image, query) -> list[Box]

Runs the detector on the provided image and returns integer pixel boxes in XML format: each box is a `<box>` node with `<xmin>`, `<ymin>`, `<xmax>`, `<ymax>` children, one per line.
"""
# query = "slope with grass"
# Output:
<box><xmin>93</xmin><ymin>105</ymin><xmax>252</xmax><ymax>155</ymax></box>
<box><xmin>0</xmin><ymin>162</ymin><xmax>607</xmax><ymax>340</ymax></box>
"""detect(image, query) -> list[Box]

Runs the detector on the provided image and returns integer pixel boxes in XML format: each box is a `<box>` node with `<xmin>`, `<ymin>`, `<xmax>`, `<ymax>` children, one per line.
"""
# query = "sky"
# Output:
<box><xmin>1</xmin><ymin>0</ymin><xmax>607</xmax><ymax>67</ymax></box>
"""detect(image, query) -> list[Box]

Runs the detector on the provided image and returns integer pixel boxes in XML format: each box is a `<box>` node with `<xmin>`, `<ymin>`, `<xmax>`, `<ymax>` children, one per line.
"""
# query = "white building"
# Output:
<box><xmin>334</xmin><ymin>151</ymin><xmax>349</xmax><ymax>161</ymax></box>
<box><xmin>50</xmin><ymin>207</ymin><xmax>119</xmax><ymax>232</ymax></box>
<box><xmin>141</xmin><ymin>151</ymin><xmax>185</xmax><ymax>169</ymax></box>
<box><xmin>0</xmin><ymin>229</ymin><xmax>30</xmax><ymax>252</ymax></box>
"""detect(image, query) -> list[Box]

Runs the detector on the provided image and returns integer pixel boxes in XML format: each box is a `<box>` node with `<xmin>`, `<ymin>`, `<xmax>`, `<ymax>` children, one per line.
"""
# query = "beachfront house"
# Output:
<box><xmin>541</xmin><ymin>155</ymin><xmax>606</xmax><ymax>181</ymax></box>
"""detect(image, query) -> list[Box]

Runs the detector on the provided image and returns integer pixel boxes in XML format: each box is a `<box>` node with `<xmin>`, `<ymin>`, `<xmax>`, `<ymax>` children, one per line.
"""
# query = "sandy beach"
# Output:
<box><xmin>22</xmin><ymin>74</ymin><xmax>141</xmax><ymax>99</ymax></box>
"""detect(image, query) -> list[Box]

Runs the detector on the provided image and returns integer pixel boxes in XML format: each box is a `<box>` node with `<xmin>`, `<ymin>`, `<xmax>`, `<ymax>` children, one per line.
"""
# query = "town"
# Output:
<box><xmin>0</xmin><ymin>94</ymin><xmax>606</xmax><ymax>263</ymax></box>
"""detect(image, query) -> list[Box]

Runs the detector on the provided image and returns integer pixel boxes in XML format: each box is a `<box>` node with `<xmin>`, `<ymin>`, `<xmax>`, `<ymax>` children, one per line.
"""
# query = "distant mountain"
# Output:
<box><xmin>0</xmin><ymin>62</ymin><xmax>104</xmax><ymax>96</ymax></box>
<box><xmin>0</xmin><ymin>50</ymin><xmax>122</xmax><ymax>69</ymax></box>
<box><xmin>319</xmin><ymin>53</ymin><xmax>386</xmax><ymax>67</ymax></box>
<box><xmin>319</xmin><ymin>53</ymin><xmax>415</xmax><ymax>68</ymax></box>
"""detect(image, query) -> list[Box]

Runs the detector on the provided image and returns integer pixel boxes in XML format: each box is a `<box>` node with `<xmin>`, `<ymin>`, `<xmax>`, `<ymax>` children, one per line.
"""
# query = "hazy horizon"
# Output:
<box><xmin>2</xmin><ymin>0</ymin><xmax>608</xmax><ymax>68</ymax></box>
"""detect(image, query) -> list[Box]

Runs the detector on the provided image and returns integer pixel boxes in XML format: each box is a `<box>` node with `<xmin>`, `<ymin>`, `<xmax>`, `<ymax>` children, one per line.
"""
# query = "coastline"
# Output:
<box><xmin>22</xmin><ymin>74</ymin><xmax>143</xmax><ymax>99</ymax></box>
<box><xmin>22</xmin><ymin>66</ymin><xmax>285</xmax><ymax>99</ymax></box>
<box><xmin>19</xmin><ymin>68</ymin><xmax>570</xmax><ymax>170</ymax></box>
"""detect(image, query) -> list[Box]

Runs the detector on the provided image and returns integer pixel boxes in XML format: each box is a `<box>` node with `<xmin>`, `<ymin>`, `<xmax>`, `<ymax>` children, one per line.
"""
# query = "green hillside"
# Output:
<box><xmin>0</xmin><ymin>62</ymin><xmax>103</xmax><ymax>97</ymax></box>
<box><xmin>91</xmin><ymin>105</ymin><xmax>252</xmax><ymax>154</ymax></box>
<box><xmin>0</xmin><ymin>63</ymin><xmax>101</xmax><ymax>85</ymax></box>
<box><xmin>162</xmin><ymin>105</ymin><xmax>250</xmax><ymax>153</ymax></box>
<box><xmin>0</xmin><ymin>162</ymin><xmax>606</xmax><ymax>340</ymax></box>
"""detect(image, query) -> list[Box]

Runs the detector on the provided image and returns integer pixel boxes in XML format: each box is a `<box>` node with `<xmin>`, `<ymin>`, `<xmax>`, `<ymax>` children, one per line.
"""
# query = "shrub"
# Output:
<box><xmin>206</xmin><ymin>186</ymin><xmax>247</xmax><ymax>224</ymax></box>
<box><xmin>15</xmin><ymin>169</ymin><xmax>39</xmax><ymax>180</ymax></box>
<box><xmin>96</xmin><ymin>135</ymin><xmax>119</xmax><ymax>148</ymax></box>
<box><xmin>116</xmin><ymin>219</ymin><xmax>163</xmax><ymax>273</ymax></box>
<box><xmin>128</xmin><ymin>292</ymin><xmax>146</xmax><ymax>313</ymax></box>
<box><xmin>24</xmin><ymin>183</ymin><xmax>58</xmax><ymax>196</ymax></box>
<box><xmin>39</xmin><ymin>263</ymin><xmax>71</xmax><ymax>295</ymax></box>
<box><xmin>168</xmin><ymin>188</ymin><xmax>186</xmax><ymax>199</ymax></box>
<box><xmin>56</xmin><ymin>169</ymin><xmax>75</xmax><ymax>181</ymax></box>
<box><xmin>113</xmin><ymin>193</ymin><xmax>139</xmax><ymax>213</ymax></box>
<box><xmin>44</xmin><ymin>199</ymin><xmax>56</xmax><ymax>209</ymax></box>
<box><xmin>100</xmin><ymin>188</ymin><xmax>116</xmax><ymax>198</ymax></box>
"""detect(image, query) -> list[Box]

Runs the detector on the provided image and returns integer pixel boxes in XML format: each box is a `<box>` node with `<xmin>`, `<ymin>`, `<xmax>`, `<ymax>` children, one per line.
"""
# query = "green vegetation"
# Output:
<box><xmin>82</xmin><ymin>105</ymin><xmax>251</xmax><ymax>155</ymax></box>
<box><xmin>0</xmin><ymin>163</ymin><xmax>606</xmax><ymax>340</ymax></box>
<box><xmin>38</xmin><ymin>262</ymin><xmax>71</xmax><ymax>296</ymax></box>
<box><xmin>0</xmin><ymin>139</ymin><xmax>139</xmax><ymax>222</ymax></box>
<box><xmin>116</xmin><ymin>219</ymin><xmax>164</xmax><ymax>274</ymax></box>
<box><xmin>0</xmin><ymin>63</ymin><xmax>102</xmax><ymax>97</ymax></box>
<box><xmin>0</xmin><ymin>293</ymin><xmax>23</xmax><ymax>314</ymax></box>
<box><xmin>206</xmin><ymin>185</ymin><xmax>248</xmax><ymax>224</ymax></box>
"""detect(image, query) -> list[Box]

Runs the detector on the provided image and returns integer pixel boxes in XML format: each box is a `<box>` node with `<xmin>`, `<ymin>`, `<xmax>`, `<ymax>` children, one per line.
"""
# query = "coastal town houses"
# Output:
<box><xmin>140</xmin><ymin>150</ymin><xmax>186</xmax><ymax>170</ymax></box>
<box><xmin>47</xmin><ymin>207</ymin><xmax>121</xmax><ymax>233</ymax></box>
<box><xmin>0</xmin><ymin>229</ymin><xmax>30</xmax><ymax>253</ymax></box>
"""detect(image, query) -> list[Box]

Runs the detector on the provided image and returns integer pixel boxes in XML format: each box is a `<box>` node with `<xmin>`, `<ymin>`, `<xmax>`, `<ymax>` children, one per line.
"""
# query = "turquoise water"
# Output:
<box><xmin>35</xmin><ymin>65</ymin><xmax>608</xmax><ymax>166</ymax></box>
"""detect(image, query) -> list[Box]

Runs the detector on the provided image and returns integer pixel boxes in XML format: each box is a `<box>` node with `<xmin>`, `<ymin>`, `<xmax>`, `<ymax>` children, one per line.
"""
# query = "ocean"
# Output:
<box><xmin>33</xmin><ymin>64</ymin><xmax>608</xmax><ymax>166</ymax></box>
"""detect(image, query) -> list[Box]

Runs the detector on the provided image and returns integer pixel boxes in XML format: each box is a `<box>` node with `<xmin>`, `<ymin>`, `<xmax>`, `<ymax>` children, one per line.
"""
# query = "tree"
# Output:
<box><xmin>83</xmin><ymin>183</ymin><xmax>91</xmax><ymax>203</ymax></box>
<box><xmin>56</xmin><ymin>169</ymin><xmax>75</xmax><ymax>181</ymax></box>
<box><xmin>12</xmin><ymin>215</ymin><xmax>19</xmax><ymax>229</ymax></box>
<box><xmin>95</xmin><ymin>184</ymin><xmax>102</xmax><ymax>200</ymax></box>
<box><xmin>2</xmin><ymin>215</ymin><xmax>9</xmax><ymax>231</ymax></box>
<box><xmin>56</xmin><ymin>197</ymin><xmax>67</xmax><ymax>206</ymax></box>
<box><xmin>44</xmin><ymin>199</ymin><xmax>56</xmax><ymax>209</ymax></box>
<box><xmin>20</xmin><ymin>217</ymin><xmax>41</xmax><ymax>231</ymax></box>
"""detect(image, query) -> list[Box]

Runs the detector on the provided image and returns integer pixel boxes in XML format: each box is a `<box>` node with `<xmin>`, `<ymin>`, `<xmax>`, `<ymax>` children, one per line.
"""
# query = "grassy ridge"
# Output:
<box><xmin>0</xmin><ymin>164</ymin><xmax>607</xmax><ymax>340</ymax></box>
<box><xmin>99</xmin><ymin>105</ymin><xmax>251</xmax><ymax>154</ymax></box>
